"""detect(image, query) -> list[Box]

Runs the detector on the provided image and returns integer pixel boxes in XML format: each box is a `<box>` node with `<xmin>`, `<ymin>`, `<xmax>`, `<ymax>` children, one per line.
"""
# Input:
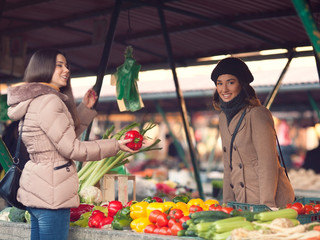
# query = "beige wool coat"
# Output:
<box><xmin>7</xmin><ymin>83</ymin><xmax>120</xmax><ymax>209</ymax></box>
<box><xmin>219</xmin><ymin>105</ymin><xmax>295</xmax><ymax>208</ymax></box>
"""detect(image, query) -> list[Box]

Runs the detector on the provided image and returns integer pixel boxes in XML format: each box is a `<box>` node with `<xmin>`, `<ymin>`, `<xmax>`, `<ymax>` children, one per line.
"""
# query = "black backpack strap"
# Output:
<box><xmin>229</xmin><ymin>109</ymin><xmax>246</xmax><ymax>170</ymax></box>
<box><xmin>13</xmin><ymin>118</ymin><xmax>24</xmax><ymax>166</ymax></box>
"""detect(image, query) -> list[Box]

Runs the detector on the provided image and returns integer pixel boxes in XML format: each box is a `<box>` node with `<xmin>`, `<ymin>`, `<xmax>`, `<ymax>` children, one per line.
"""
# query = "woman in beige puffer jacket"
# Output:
<box><xmin>7</xmin><ymin>49</ymin><xmax>134</xmax><ymax>240</ymax></box>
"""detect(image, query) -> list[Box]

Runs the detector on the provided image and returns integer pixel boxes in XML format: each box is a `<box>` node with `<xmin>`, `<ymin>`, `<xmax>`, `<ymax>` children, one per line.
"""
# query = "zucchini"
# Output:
<box><xmin>186</xmin><ymin>219</ymin><xmax>194</xmax><ymax>226</ymax></box>
<box><xmin>212</xmin><ymin>230</ymin><xmax>232</xmax><ymax>240</ymax></box>
<box><xmin>191</xmin><ymin>210</ymin><xmax>230</xmax><ymax>220</ymax></box>
<box><xmin>214</xmin><ymin>220</ymin><xmax>254</xmax><ymax>233</ymax></box>
<box><xmin>255</xmin><ymin>208</ymin><xmax>298</xmax><ymax>222</ymax></box>
<box><xmin>196</xmin><ymin>221</ymin><xmax>215</xmax><ymax>232</ymax></box>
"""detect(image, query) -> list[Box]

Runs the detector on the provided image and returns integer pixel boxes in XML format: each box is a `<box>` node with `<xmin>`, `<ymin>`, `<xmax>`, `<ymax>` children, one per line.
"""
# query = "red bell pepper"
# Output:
<box><xmin>88</xmin><ymin>210</ymin><xmax>105</xmax><ymax>228</ymax></box>
<box><xmin>152</xmin><ymin>196</ymin><xmax>163</xmax><ymax>203</ymax></box>
<box><xmin>107</xmin><ymin>200</ymin><xmax>123</xmax><ymax>217</ymax></box>
<box><xmin>124</xmin><ymin>130</ymin><xmax>143</xmax><ymax>150</ymax></box>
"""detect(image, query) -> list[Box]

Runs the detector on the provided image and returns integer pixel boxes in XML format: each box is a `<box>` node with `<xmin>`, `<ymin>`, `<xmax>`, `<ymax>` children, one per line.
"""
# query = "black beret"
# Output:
<box><xmin>211</xmin><ymin>57</ymin><xmax>254</xmax><ymax>85</ymax></box>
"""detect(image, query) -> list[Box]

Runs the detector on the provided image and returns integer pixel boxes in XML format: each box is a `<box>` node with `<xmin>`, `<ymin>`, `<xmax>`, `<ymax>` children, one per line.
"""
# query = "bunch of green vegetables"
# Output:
<box><xmin>78</xmin><ymin>122</ymin><xmax>161</xmax><ymax>191</ymax></box>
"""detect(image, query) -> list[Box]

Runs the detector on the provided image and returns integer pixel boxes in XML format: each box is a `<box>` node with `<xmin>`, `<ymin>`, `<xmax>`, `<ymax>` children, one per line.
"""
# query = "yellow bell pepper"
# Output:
<box><xmin>130</xmin><ymin>217</ymin><xmax>152</xmax><ymax>232</ymax></box>
<box><xmin>175</xmin><ymin>201</ymin><xmax>189</xmax><ymax>216</ymax></box>
<box><xmin>204</xmin><ymin>199</ymin><xmax>219</xmax><ymax>210</ymax></box>
<box><xmin>130</xmin><ymin>201</ymin><xmax>149</xmax><ymax>220</ymax></box>
<box><xmin>163</xmin><ymin>201</ymin><xmax>176</xmax><ymax>212</ymax></box>
<box><xmin>187</xmin><ymin>198</ymin><xmax>205</xmax><ymax>210</ymax></box>
<box><xmin>146</xmin><ymin>202</ymin><xmax>165</xmax><ymax>217</ymax></box>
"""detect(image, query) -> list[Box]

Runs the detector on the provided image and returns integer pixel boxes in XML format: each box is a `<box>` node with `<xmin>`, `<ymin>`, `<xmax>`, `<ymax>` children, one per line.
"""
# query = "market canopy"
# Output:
<box><xmin>1</xmin><ymin>0</ymin><xmax>320</xmax><ymax>200</ymax></box>
<box><xmin>1</xmin><ymin>0</ymin><xmax>320</xmax><ymax>83</ymax></box>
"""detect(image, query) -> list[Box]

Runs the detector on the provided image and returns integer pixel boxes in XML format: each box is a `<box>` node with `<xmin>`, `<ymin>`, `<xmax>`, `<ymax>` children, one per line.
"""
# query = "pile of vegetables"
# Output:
<box><xmin>0</xmin><ymin>207</ymin><xmax>30</xmax><ymax>223</ymax></box>
<box><xmin>77</xmin><ymin>122</ymin><xmax>161</xmax><ymax>191</ymax></box>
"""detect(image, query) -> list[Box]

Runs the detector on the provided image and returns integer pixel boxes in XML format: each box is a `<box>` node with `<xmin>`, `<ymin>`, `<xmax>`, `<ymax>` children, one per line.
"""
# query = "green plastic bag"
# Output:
<box><xmin>111</xmin><ymin>46</ymin><xmax>144</xmax><ymax>112</ymax></box>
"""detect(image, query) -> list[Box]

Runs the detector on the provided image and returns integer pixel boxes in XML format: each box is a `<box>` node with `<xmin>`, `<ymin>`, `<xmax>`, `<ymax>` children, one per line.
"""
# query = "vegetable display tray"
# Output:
<box><xmin>228</xmin><ymin>198</ymin><xmax>320</xmax><ymax>224</ymax></box>
<box><xmin>227</xmin><ymin>201</ymin><xmax>270</xmax><ymax>212</ymax></box>
<box><xmin>295</xmin><ymin>197</ymin><xmax>320</xmax><ymax>224</ymax></box>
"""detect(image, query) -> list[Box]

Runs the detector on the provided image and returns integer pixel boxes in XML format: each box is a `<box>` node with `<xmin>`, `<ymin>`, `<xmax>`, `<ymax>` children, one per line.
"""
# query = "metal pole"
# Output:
<box><xmin>84</xmin><ymin>0</ymin><xmax>123</xmax><ymax>141</ymax></box>
<box><xmin>157</xmin><ymin>5</ymin><xmax>204</xmax><ymax>199</ymax></box>
<box><xmin>264</xmin><ymin>52</ymin><xmax>294</xmax><ymax>109</ymax></box>
<box><xmin>291</xmin><ymin>0</ymin><xmax>320</xmax><ymax>82</ymax></box>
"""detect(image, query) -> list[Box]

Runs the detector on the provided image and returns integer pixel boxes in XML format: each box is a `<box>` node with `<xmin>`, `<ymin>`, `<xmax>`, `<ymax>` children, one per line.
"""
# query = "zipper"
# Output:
<box><xmin>54</xmin><ymin>160</ymin><xmax>72</xmax><ymax>172</ymax></box>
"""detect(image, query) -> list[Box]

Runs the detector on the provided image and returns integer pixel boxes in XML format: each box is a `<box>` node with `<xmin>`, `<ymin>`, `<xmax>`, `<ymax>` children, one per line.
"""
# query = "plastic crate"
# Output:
<box><xmin>227</xmin><ymin>201</ymin><xmax>271</xmax><ymax>212</ymax></box>
<box><xmin>294</xmin><ymin>197</ymin><xmax>320</xmax><ymax>224</ymax></box>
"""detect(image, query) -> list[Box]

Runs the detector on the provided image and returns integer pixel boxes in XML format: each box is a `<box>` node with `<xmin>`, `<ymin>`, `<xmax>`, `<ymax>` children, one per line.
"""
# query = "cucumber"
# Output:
<box><xmin>177</xmin><ymin>230</ymin><xmax>186</xmax><ymax>236</ymax></box>
<box><xmin>191</xmin><ymin>210</ymin><xmax>230</xmax><ymax>220</ymax></box>
<box><xmin>185</xmin><ymin>229</ymin><xmax>197</xmax><ymax>236</ymax></box>
<box><xmin>182</xmin><ymin>221</ymin><xmax>188</xmax><ymax>229</ymax></box>
<box><xmin>193</xmin><ymin>216</ymin><xmax>220</xmax><ymax>224</ymax></box>
<box><xmin>238</xmin><ymin>210</ymin><xmax>256</xmax><ymax>221</ymax></box>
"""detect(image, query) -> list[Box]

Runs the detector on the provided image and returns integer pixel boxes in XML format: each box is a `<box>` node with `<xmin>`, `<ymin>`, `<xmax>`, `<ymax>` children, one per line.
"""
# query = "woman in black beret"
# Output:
<box><xmin>211</xmin><ymin>57</ymin><xmax>294</xmax><ymax>208</ymax></box>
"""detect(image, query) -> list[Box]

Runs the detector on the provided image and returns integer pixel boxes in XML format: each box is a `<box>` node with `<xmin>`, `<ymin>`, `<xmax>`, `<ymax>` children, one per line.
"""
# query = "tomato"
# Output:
<box><xmin>305</xmin><ymin>204</ymin><xmax>315</xmax><ymax>214</ymax></box>
<box><xmin>144</xmin><ymin>224</ymin><xmax>157</xmax><ymax>233</ymax></box>
<box><xmin>221</xmin><ymin>207</ymin><xmax>234</xmax><ymax>214</ymax></box>
<box><xmin>168</xmin><ymin>218</ymin><xmax>177</xmax><ymax>228</ymax></box>
<box><xmin>291</xmin><ymin>202</ymin><xmax>305</xmax><ymax>215</ymax></box>
<box><xmin>169</xmin><ymin>209</ymin><xmax>184</xmax><ymax>220</ymax></box>
<box><xmin>149</xmin><ymin>209</ymin><xmax>162</xmax><ymax>223</ymax></box>
<box><xmin>209</xmin><ymin>204</ymin><xmax>222</xmax><ymax>211</ymax></box>
<box><xmin>170</xmin><ymin>222</ymin><xmax>184</xmax><ymax>236</ymax></box>
<box><xmin>286</xmin><ymin>203</ymin><xmax>293</xmax><ymax>208</ymax></box>
<box><xmin>179</xmin><ymin>216</ymin><xmax>190</xmax><ymax>224</ymax></box>
<box><xmin>189</xmin><ymin>205</ymin><xmax>203</xmax><ymax>214</ymax></box>
<box><xmin>158</xmin><ymin>226</ymin><xmax>170</xmax><ymax>235</ymax></box>
<box><xmin>156</xmin><ymin>212</ymin><xmax>169</xmax><ymax>227</ymax></box>
<box><xmin>314</xmin><ymin>204</ymin><xmax>320</xmax><ymax>213</ymax></box>
<box><xmin>153</xmin><ymin>227</ymin><xmax>161</xmax><ymax>234</ymax></box>
<box><xmin>124</xmin><ymin>130</ymin><xmax>143</xmax><ymax>150</ymax></box>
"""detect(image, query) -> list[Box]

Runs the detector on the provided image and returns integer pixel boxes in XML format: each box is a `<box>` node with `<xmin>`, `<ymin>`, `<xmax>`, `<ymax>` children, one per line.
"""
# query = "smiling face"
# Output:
<box><xmin>216</xmin><ymin>74</ymin><xmax>242</xmax><ymax>102</ymax></box>
<box><xmin>50</xmin><ymin>54</ymin><xmax>69</xmax><ymax>89</ymax></box>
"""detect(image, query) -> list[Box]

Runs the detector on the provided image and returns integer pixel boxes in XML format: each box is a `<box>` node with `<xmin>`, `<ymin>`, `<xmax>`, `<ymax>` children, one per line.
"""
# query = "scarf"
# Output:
<box><xmin>220</xmin><ymin>90</ymin><xmax>246</xmax><ymax>125</ymax></box>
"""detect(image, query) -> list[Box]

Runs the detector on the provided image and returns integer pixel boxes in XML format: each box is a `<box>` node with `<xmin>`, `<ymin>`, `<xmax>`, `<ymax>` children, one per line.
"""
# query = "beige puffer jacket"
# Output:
<box><xmin>7</xmin><ymin>83</ymin><xmax>120</xmax><ymax>209</ymax></box>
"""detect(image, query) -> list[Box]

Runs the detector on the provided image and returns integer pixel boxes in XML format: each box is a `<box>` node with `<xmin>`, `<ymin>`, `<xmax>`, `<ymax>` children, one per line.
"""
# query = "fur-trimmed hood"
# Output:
<box><xmin>7</xmin><ymin>82</ymin><xmax>68</xmax><ymax>121</ymax></box>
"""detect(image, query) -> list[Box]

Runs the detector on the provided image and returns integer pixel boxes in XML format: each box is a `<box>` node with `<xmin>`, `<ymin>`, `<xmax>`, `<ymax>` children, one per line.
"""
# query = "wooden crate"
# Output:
<box><xmin>100</xmin><ymin>174</ymin><xmax>136</xmax><ymax>205</ymax></box>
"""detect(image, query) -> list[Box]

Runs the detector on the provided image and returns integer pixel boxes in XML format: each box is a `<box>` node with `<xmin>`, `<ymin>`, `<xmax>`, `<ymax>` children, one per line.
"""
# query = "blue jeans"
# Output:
<box><xmin>27</xmin><ymin>207</ymin><xmax>70</xmax><ymax>240</ymax></box>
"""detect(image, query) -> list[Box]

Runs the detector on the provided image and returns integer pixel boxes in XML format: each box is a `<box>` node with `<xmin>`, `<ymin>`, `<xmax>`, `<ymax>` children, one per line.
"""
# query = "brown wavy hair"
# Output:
<box><xmin>212</xmin><ymin>83</ymin><xmax>261</xmax><ymax>111</ymax></box>
<box><xmin>23</xmin><ymin>48</ymin><xmax>80</xmax><ymax>129</ymax></box>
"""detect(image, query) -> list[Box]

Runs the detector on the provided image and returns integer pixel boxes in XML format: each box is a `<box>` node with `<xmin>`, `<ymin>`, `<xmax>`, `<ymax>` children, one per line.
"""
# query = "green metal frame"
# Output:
<box><xmin>0</xmin><ymin>137</ymin><xmax>13</xmax><ymax>172</ymax></box>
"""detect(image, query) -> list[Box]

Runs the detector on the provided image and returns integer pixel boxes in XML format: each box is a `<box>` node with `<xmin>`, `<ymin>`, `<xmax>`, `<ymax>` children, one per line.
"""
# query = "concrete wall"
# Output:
<box><xmin>0</xmin><ymin>221</ymin><xmax>185</xmax><ymax>240</ymax></box>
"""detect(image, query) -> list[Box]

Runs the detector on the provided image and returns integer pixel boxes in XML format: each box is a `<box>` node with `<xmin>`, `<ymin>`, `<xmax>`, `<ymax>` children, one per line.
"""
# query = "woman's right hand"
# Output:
<box><xmin>118</xmin><ymin>139</ymin><xmax>138</xmax><ymax>153</ymax></box>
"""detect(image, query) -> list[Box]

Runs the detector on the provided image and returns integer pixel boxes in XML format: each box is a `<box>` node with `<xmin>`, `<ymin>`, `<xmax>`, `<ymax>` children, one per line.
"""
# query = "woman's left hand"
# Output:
<box><xmin>82</xmin><ymin>89</ymin><xmax>98</xmax><ymax>109</ymax></box>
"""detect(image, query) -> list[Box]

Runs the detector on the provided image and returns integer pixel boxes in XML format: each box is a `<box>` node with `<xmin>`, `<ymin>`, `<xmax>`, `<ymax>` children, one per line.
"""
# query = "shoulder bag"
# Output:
<box><xmin>0</xmin><ymin>119</ymin><xmax>26</xmax><ymax>210</ymax></box>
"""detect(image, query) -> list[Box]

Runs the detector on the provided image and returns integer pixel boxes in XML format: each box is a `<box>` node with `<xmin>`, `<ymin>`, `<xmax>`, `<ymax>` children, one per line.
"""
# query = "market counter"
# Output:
<box><xmin>0</xmin><ymin>221</ymin><xmax>184</xmax><ymax>240</ymax></box>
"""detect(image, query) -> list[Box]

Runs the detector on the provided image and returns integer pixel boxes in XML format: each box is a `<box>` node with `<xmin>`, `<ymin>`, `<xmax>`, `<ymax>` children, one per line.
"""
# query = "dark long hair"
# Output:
<box><xmin>213</xmin><ymin>83</ymin><xmax>261</xmax><ymax>110</ymax></box>
<box><xmin>23</xmin><ymin>49</ymin><xmax>80</xmax><ymax>129</ymax></box>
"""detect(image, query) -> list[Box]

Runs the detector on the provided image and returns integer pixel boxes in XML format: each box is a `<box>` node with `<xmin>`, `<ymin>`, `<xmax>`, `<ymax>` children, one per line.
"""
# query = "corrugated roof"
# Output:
<box><xmin>1</xmin><ymin>0</ymin><xmax>320</xmax><ymax>82</ymax></box>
